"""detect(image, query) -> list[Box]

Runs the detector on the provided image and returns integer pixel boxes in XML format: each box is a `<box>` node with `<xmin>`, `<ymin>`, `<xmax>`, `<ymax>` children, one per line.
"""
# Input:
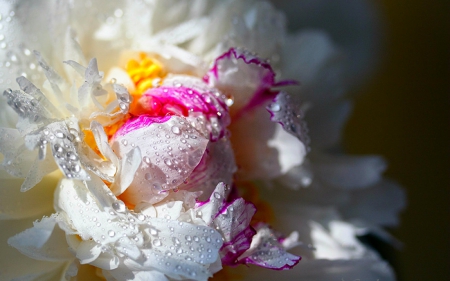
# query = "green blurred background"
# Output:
<box><xmin>344</xmin><ymin>1</ymin><xmax>449</xmax><ymax>280</ymax></box>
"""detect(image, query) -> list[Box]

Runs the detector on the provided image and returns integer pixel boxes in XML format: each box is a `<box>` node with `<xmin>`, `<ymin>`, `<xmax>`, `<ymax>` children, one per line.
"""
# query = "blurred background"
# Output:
<box><xmin>274</xmin><ymin>0</ymin><xmax>449</xmax><ymax>280</ymax></box>
<box><xmin>345</xmin><ymin>1</ymin><xmax>449</xmax><ymax>280</ymax></box>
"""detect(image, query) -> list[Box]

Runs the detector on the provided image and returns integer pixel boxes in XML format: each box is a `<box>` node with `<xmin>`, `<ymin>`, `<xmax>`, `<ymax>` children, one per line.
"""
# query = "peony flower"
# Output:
<box><xmin>0</xmin><ymin>0</ymin><xmax>405</xmax><ymax>280</ymax></box>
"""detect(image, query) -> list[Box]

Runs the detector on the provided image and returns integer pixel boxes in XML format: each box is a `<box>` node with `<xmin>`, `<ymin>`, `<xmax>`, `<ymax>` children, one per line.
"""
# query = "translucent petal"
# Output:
<box><xmin>112</xmin><ymin>116</ymin><xmax>209</xmax><ymax>205</ymax></box>
<box><xmin>110</xmin><ymin>147</ymin><xmax>141</xmax><ymax>196</ymax></box>
<box><xmin>8</xmin><ymin>215</ymin><xmax>73</xmax><ymax>262</ymax></box>
<box><xmin>239</xmin><ymin>224</ymin><xmax>300</xmax><ymax>270</ymax></box>
<box><xmin>0</xmin><ymin>216</ymin><xmax>65</xmax><ymax>280</ymax></box>
<box><xmin>312</xmin><ymin>153</ymin><xmax>386</xmax><ymax>189</ymax></box>
<box><xmin>180</xmin><ymin>139</ymin><xmax>236</xmax><ymax>201</ymax></box>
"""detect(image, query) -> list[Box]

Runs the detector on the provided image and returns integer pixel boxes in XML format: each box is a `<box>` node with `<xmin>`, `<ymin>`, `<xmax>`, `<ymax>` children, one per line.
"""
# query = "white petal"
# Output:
<box><xmin>134</xmin><ymin>270</ymin><xmax>169</xmax><ymax>281</ymax></box>
<box><xmin>112</xmin><ymin>116</ymin><xmax>209</xmax><ymax>205</ymax></box>
<box><xmin>305</xmin><ymin>100</ymin><xmax>352</xmax><ymax>149</ymax></box>
<box><xmin>180</xmin><ymin>139</ymin><xmax>236</xmax><ymax>201</ymax></box>
<box><xmin>274</xmin><ymin>0</ymin><xmax>380</xmax><ymax>86</ymax></box>
<box><xmin>90</xmin><ymin>252</ymin><xmax>120</xmax><ymax>271</ymax></box>
<box><xmin>310</xmin><ymin>221</ymin><xmax>366</xmax><ymax>259</ymax></box>
<box><xmin>342</xmin><ymin>180</ymin><xmax>406</xmax><ymax>226</ymax></box>
<box><xmin>90</xmin><ymin>121</ymin><xmax>119</xmax><ymax>168</ymax></box>
<box><xmin>196</xmin><ymin>182</ymin><xmax>228</xmax><ymax>225</ymax></box>
<box><xmin>230</xmin><ymin>106</ymin><xmax>281</xmax><ymax>180</ymax></box>
<box><xmin>281</xmin><ymin>30</ymin><xmax>345</xmax><ymax>103</ymax></box>
<box><xmin>239</xmin><ymin>224</ymin><xmax>300</xmax><ymax>270</ymax></box>
<box><xmin>154</xmin><ymin>201</ymin><xmax>184</xmax><ymax>220</ymax></box>
<box><xmin>8</xmin><ymin>215</ymin><xmax>73</xmax><ymax>262</ymax></box>
<box><xmin>111</xmin><ymin>147</ymin><xmax>142</xmax><ymax>196</ymax></box>
<box><xmin>0</xmin><ymin>128</ymin><xmax>35</xmax><ymax>178</ymax></box>
<box><xmin>267</xmin><ymin>92</ymin><xmax>309</xmax><ymax>148</ymax></box>
<box><xmin>214</xmin><ymin>198</ymin><xmax>255</xmax><ymax>242</ymax></box>
<box><xmin>313</xmin><ymin>154</ymin><xmax>386</xmax><ymax>189</ymax></box>
<box><xmin>76</xmin><ymin>240</ymin><xmax>102</xmax><ymax>264</ymax></box>
<box><xmin>0</xmin><ymin>217</ymin><xmax>65</xmax><ymax>280</ymax></box>
<box><xmin>206</xmin><ymin>48</ymin><xmax>278</xmax><ymax>115</ymax></box>
<box><xmin>268</xmin><ymin>124</ymin><xmax>306</xmax><ymax>174</ymax></box>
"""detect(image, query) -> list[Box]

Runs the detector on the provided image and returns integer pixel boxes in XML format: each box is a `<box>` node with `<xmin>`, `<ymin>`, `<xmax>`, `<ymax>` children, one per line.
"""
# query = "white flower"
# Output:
<box><xmin>0</xmin><ymin>0</ymin><xmax>405</xmax><ymax>280</ymax></box>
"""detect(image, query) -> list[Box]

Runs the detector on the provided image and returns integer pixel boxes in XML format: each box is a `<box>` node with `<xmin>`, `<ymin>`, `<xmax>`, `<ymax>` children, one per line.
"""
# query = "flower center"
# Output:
<box><xmin>126</xmin><ymin>53</ymin><xmax>165</xmax><ymax>95</ymax></box>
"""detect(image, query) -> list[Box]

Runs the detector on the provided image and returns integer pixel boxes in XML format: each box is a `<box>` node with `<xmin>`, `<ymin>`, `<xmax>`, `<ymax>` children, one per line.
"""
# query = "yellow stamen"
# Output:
<box><xmin>126</xmin><ymin>53</ymin><xmax>166</xmax><ymax>95</ymax></box>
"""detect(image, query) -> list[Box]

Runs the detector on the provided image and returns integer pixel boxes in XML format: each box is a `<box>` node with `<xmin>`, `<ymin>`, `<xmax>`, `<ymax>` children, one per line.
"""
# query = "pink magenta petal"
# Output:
<box><xmin>179</xmin><ymin>139</ymin><xmax>236</xmax><ymax>201</ymax></box>
<box><xmin>221</xmin><ymin>227</ymin><xmax>256</xmax><ymax>266</ymax></box>
<box><xmin>267</xmin><ymin>92</ymin><xmax>310</xmax><ymax>149</ymax></box>
<box><xmin>240</xmin><ymin>224</ymin><xmax>301</xmax><ymax>270</ymax></box>
<box><xmin>132</xmin><ymin>76</ymin><xmax>230</xmax><ymax>142</ymax></box>
<box><xmin>111</xmin><ymin>115</ymin><xmax>209</xmax><ymax>205</ymax></box>
<box><xmin>206</xmin><ymin>48</ymin><xmax>298</xmax><ymax>117</ymax></box>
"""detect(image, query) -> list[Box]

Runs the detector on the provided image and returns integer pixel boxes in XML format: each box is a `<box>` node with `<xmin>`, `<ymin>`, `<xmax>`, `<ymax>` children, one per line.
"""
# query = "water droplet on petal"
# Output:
<box><xmin>153</xmin><ymin>239</ymin><xmax>162</xmax><ymax>247</ymax></box>
<box><xmin>112</xmin><ymin>200</ymin><xmax>126</xmax><ymax>213</ymax></box>
<box><xmin>171</xmin><ymin>126</ymin><xmax>181</xmax><ymax>135</ymax></box>
<box><xmin>270</xmin><ymin>103</ymin><xmax>281</xmax><ymax>112</ymax></box>
<box><xmin>108</xmin><ymin>230</ymin><xmax>115</xmax><ymax>237</ymax></box>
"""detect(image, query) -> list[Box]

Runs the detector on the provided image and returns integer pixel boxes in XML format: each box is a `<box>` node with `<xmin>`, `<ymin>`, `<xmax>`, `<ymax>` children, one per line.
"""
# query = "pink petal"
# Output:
<box><xmin>206</xmin><ymin>48</ymin><xmax>297</xmax><ymax>116</ymax></box>
<box><xmin>267</xmin><ymin>92</ymin><xmax>309</xmax><ymax>148</ymax></box>
<box><xmin>239</xmin><ymin>224</ymin><xmax>301</xmax><ymax>270</ymax></box>
<box><xmin>111</xmin><ymin>116</ymin><xmax>209</xmax><ymax>205</ymax></box>
<box><xmin>179</xmin><ymin>139</ymin><xmax>236</xmax><ymax>201</ymax></box>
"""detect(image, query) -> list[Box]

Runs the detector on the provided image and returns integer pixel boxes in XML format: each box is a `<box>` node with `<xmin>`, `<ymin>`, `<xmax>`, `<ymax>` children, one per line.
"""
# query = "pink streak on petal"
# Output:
<box><xmin>115</xmin><ymin>115</ymin><xmax>171</xmax><ymax>137</ymax></box>
<box><xmin>206</xmin><ymin>48</ymin><xmax>299</xmax><ymax>116</ymax></box>
<box><xmin>221</xmin><ymin>227</ymin><xmax>256</xmax><ymax>266</ymax></box>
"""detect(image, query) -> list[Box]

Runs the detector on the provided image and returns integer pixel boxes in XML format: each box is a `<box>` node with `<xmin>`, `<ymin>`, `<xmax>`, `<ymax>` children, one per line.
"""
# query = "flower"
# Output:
<box><xmin>0</xmin><ymin>0</ymin><xmax>405</xmax><ymax>280</ymax></box>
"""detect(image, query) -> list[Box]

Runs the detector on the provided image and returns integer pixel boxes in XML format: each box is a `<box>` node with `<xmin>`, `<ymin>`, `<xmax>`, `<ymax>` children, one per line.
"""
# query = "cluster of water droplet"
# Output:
<box><xmin>267</xmin><ymin>92</ymin><xmax>310</xmax><ymax>148</ymax></box>
<box><xmin>0</xmin><ymin>9</ymin><xmax>44</xmax><ymax>85</ymax></box>
<box><xmin>242</xmin><ymin>226</ymin><xmax>300</xmax><ymax>269</ymax></box>
<box><xmin>114</xmin><ymin>83</ymin><xmax>131</xmax><ymax>113</ymax></box>
<box><xmin>3</xmin><ymin>88</ymin><xmax>42</xmax><ymax>122</ymax></box>
<box><xmin>62</xmin><ymin>178</ymin><xmax>224</xmax><ymax>279</ymax></box>
<box><xmin>157</xmin><ymin>77</ymin><xmax>231</xmax><ymax>142</ymax></box>
<box><xmin>112</xmin><ymin>115</ymin><xmax>209</xmax><ymax>204</ymax></box>
<box><xmin>29</xmin><ymin>120</ymin><xmax>90</xmax><ymax>180</ymax></box>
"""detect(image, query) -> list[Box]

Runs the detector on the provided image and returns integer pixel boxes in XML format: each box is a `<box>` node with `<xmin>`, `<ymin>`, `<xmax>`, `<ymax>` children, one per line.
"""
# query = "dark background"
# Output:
<box><xmin>345</xmin><ymin>1</ymin><xmax>449</xmax><ymax>280</ymax></box>
<box><xmin>273</xmin><ymin>0</ymin><xmax>449</xmax><ymax>280</ymax></box>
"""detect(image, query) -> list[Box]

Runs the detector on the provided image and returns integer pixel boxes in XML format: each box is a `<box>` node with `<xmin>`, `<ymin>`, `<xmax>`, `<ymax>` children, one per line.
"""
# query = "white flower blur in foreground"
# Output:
<box><xmin>0</xmin><ymin>0</ymin><xmax>405</xmax><ymax>280</ymax></box>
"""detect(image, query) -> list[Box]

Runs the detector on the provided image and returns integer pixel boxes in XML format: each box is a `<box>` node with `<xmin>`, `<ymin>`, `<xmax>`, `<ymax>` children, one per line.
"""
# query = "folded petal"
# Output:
<box><xmin>112</xmin><ymin>115</ymin><xmax>209</xmax><ymax>205</ymax></box>
<box><xmin>239</xmin><ymin>224</ymin><xmax>301</xmax><ymax>270</ymax></box>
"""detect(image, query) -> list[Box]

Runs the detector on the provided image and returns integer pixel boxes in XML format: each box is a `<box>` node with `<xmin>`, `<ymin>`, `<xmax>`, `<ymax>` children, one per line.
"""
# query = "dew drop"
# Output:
<box><xmin>55</xmin><ymin>130</ymin><xmax>65</xmax><ymax>138</ymax></box>
<box><xmin>108</xmin><ymin>230</ymin><xmax>115</xmax><ymax>237</ymax></box>
<box><xmin>270</xmin><ymin>103</ymin><xmax>281</xmax><ymax>112</ymax></box>
<box><xmin>225</xmin><ymin>96</ymin><xmax>234</xmax><ymax>106</ymax></box>
<box><xmin>112</xmin><ymin>200</ymin><xmax>126</xmax><ymax>213</ymax></box>
<box><xmin>153</xmin><ymin>239</ymin><xmax>162</xmax><ymax>247</ymax></box>
<box><xmin>171</xmin><ymin>126</ymin><xmax>181</xmax><ymax>135</ymax></box>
